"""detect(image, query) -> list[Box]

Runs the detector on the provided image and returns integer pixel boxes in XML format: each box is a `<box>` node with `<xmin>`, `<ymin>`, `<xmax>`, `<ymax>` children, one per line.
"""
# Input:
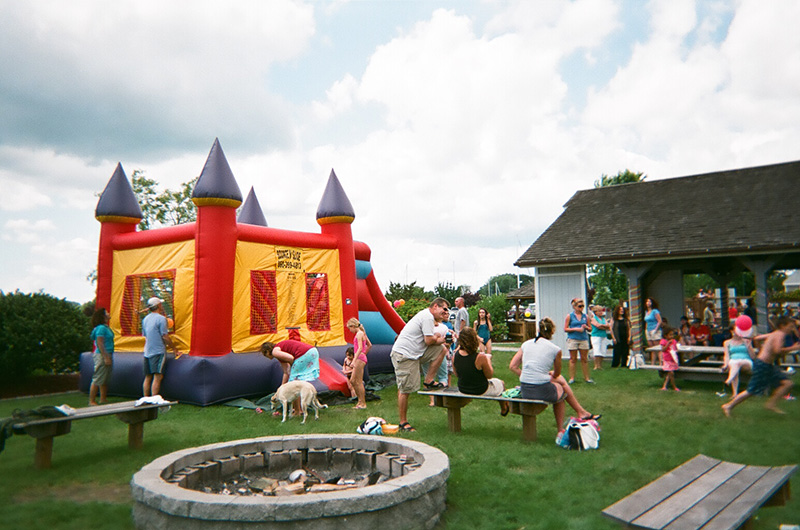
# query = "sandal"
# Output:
<box><xmin>398</xmin><ymin>422</ymin><xmax>416</xmax><ymax>432</ymax></box>
<box><xmin>423</xmin><ymin>381</ymin><xmax>445</xmax><ymax>390</ymax></box>
<box><xmin>580</xmin><ymin>414</ymin><xmax>602</xmax><ymax>421</ymax></box>
<box><xmin>500</xmin><ymin>402</ymin><xmax>510</xmax><ymax>417</ymax></box>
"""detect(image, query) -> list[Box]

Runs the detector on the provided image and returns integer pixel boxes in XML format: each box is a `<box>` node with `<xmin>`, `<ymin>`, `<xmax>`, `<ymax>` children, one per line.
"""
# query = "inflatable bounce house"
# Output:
<box><xmin>80</xmin><ymin>139</ymin><xmax>405</xmax><ymax>405</ymax></box>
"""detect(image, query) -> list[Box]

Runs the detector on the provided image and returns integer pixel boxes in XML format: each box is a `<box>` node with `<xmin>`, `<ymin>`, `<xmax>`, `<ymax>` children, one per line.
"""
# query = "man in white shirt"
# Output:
<box><xmin>391</xmin><ymin>297</ymin><xmax>450</xmax><ymax>431</ymax></box>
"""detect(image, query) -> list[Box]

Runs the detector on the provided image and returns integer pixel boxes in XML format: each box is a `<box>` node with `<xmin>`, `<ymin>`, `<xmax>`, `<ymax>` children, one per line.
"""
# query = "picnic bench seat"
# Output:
<box><xmin>418</xmin><ymin>388</ymin><xmax>565</xmax><ymax>442</ymax></box>
<box><xmin>602</xmin><ymin>454</ymin><xmax>796</xmax><ymax>529</ymax></box>
<box><xmin>12</xmin><ymin>399</ymin><xmax>176</xmax><ymax>469</ymax></box>
<box><xmin>639</xmin><ymin>364</ymin><xmax>748</xmax><ymax>384</ymax></box>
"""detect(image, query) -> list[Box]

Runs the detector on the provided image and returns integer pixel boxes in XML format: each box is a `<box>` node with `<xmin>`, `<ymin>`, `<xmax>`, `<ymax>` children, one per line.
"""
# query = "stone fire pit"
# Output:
<box><xmin>131</xmin><ymin>434</ymin><xmax>449</xmax><ymax>529</ymax></box>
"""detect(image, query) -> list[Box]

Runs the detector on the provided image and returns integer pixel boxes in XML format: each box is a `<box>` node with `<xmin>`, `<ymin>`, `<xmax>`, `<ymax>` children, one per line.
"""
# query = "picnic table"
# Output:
<box><xmin>646</xmin><ymin>345</ymin><xmax>726</xmax><ymax>366</ymax></box>
<box><xmin>643</xmin><ymin>345</ymin><xmax>798</xmax><ymax>383</ymax></box>
<box><xmin>11</xmin><ymin>399</ymin><xmax>176</xmax><ymax>469</ymax></box>
<box><xmin>602</xmin><ymin>454</ymin><xmax>797</xmax><ymax>529</ymax></box>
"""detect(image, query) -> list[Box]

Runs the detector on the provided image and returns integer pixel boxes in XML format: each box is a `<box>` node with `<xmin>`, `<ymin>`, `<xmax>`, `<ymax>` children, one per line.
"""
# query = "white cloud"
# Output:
<box><xmin>1</xmin><ymin>0</ymin><xmax>799</xmax><ymax>303</ymax></box>
<box><xmin>0</xmin><ymin>0</ymin><xmax>316</xmax><ymax>158</ymax></box>
<box><xmin>312</xmin><ymin>74</ymin><xmax>359</xmax><ymax>121</ymax></box>
<box><xmin>3</xmin><ymin>218</ymin><xmax>56</xmax><ymax>244</ymax></box>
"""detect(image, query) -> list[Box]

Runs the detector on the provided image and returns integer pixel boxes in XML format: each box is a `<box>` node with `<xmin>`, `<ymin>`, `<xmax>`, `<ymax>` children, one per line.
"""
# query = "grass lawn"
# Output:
<box><xmin>1</xmin><ymin>346</ymin><xmax>798</xmax><ymax>530</ymax></box>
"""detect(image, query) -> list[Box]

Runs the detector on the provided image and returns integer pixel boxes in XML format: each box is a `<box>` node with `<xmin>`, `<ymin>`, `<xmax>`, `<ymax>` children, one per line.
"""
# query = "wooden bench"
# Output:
<box><xmin>602</xmin><ymin>454</ymin><xmax>796</xmax><ymax>529</ymax></box>
<box><xmin>12</xmin><ymin>400</ymin><xmax>176</xmax><ymax>469</ymax></box>
<box><xmin>418</xmin><ymin>388</ymin><xmax>565</xmax><ymax>442</ymax></box>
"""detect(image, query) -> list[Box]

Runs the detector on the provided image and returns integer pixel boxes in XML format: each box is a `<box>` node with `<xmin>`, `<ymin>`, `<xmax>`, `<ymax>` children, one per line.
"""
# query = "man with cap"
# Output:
<box><xmin>142</xmin><ymin>297</ymin><xmax>178</xmax><ymax>397</ymax></box>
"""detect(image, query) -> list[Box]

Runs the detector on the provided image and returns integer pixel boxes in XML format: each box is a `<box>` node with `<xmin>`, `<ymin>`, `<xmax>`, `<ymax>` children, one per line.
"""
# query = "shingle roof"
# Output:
<box><xmin>507</xmin><ymin>282</ymin><xmax>536</xmax><ymax>299</ymax></box>
<box><xmin>515</xmin><ymin>160</ymin><xmax>800</xmax><ymax>267</ymax></box>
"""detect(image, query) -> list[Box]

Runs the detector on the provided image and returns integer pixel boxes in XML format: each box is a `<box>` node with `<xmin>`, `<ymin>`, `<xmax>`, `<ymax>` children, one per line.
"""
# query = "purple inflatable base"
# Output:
<box><xmin>79</xmin><ymin>344</ymin><xmax>394</xmax><ymax>406</ymax></box>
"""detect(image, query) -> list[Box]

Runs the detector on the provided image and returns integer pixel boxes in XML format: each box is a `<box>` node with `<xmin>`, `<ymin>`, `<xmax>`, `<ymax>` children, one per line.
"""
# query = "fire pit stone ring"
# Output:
<box><xmin>131</xmin><ymin>434</ymin><xmax>449</xmax><ymax>529</ymax></box>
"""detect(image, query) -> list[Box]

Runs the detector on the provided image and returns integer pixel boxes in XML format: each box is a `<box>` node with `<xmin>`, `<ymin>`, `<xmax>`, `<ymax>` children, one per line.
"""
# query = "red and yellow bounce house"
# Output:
<box><xmin>80</xmin><ymin>139</ymin><xmax>405</xmax><ymax>405</ymax></box>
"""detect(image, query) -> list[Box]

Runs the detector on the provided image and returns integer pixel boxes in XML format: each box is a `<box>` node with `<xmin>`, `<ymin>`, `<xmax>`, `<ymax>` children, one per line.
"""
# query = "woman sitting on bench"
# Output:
<box><xmin>453</xmin><ymin>327</ymin><xmax>510</xmax><ymax>416</ymax></box>
<box><xmin>509</xmin><ymin>318</ymin><xmax>600</xmax><ymax>441</ymax></box>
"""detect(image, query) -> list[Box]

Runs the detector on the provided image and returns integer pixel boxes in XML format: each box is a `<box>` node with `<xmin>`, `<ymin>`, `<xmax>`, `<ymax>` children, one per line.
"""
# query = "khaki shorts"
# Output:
<box><xmin>646</xmin><ymin>329</ymin><xmax>662</xmax><ymax>341</ymax></box>
<box><xmin>91</xmin><ymin>352</ymin><xmax>113</xmax><ymax>386</ymax></box>
<box><xmin>391</xmin><ymin>346</ymin><xmax>443</xmax><ymax>394</ymax></box>
<box><xmin>483</xmin><ymin>378</ymin><xmax>505</xmax><ymax>397</ymax></box>
<box><xmin>566</xmin><ymin>339</ymin><xmax>590</xmax><ymax>351</ymax></box>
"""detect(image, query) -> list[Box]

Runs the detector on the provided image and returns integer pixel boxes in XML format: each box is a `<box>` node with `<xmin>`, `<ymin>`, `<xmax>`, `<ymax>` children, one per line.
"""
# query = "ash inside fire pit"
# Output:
<box><xmin>132</xmin><ymin>434</ymin><xmax>449</xmax><ymax>530</ymax></box>
<box><xmin>200</xmin><ymin>466</ymin><xmax>390</xmax><ymax>497</ymax></box>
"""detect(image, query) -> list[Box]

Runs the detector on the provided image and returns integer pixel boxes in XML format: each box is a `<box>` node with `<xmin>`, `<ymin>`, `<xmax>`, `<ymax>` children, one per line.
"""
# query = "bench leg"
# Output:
<box><xmin>521</xmin><ymin>415</ymin><xmax>538</xmax><ymax>442</ymax></box>
<box><xmin>34</xmin><ymin>437</ymin><xmax>54</xmax><ymax>469</ymax></box>
<box><xmin>514</xmin><ymin>402</ymin><xmax>547</xmax><ymax>443</ymax></box>
<box><xmin>23</xmin><ymin>421</ymin><xmax>71</xmax><ymax>469</ymax></box>
<box><xmin>765</xmin><ymin>480</ymin><xmax>792</xmax><ymax>507</ymax></box>
<box><xmin>446</xmin><ymin>408</ymin><xmax>462</xmax><ymax>433</ymax></box>
<box><xmin>117</xmin><ymin>408</ymin><xmax>159</xmax><ymax>449</ymax></box>
<box><xmin>128</xmin><ymin>422</ymin><xmax>144</xmax><ymax>449</ymax></box>
<box><xmin>440</xmin><ymin>396</ymin><xmax>471</xmax><ymax>434</ymax></box>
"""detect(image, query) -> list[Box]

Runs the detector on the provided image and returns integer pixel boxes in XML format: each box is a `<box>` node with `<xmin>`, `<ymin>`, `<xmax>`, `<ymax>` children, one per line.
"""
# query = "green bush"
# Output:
<box><xmin>394</xmin><ymin>298</ymin><xmax>431</xmax><ymax>322</ymax></box>
<box><xmin>0</xmin><ymin>291</ymin><xmax>91</xmax><ymax>381</ymax></box>
<box><xmin>468</xmin><ymin>294</ymin><xmax>512</xmax><ymax>341</ymax></box>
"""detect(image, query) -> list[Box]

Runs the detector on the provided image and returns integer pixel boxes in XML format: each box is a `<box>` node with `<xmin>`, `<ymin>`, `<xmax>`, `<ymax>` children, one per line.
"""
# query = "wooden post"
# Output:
<box><xmin>34</xmin><ymin>437</ymin><xmax>54</xmax><ymax>469</ymax></box>
<box><xmin>446</xmin><ymin>408</ymin><xmax>462</xmax><ymax>433</ymax></box>
<box><xmin>518</xmin><ymin>402</ymin><xmax>547</xmax><ymax>442</ymax></box>
<box><xmin>441</xmin><ymin>396</ymin><xmax>471</xmax><ymax>433</ymax></box>
<box><xmin>128</xmin><ymin>423</ymin><xmax>145</xmax><ymax>449</ymax></box>
<box><xmin>24</xmin><ymin>421</ymin><xmax>71</xmax><ymax>469</ymax></box>
<box><xmin>521</xmin><ymin>415</ymin><xmax>538</xmax><ymax>442</ymax></box>
<box><xmin>116</xmin><ymin>408</ymin><xmax>159</xmax><ymax>449</ymax></box>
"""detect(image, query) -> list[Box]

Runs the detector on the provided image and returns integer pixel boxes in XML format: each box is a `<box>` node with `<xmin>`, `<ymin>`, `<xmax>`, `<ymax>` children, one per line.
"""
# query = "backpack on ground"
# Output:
<box><xmin>561</xmin><ymin>417</ymin><xmax>600</xmax><ymax>450</ymax></box>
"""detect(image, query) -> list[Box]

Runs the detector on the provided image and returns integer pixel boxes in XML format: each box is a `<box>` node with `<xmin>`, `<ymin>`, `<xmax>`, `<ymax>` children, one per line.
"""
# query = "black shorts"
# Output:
<box><xmin>520</xmin><ymin>381</ymin><xmax>559</xmax><ymax>403</ymax></box>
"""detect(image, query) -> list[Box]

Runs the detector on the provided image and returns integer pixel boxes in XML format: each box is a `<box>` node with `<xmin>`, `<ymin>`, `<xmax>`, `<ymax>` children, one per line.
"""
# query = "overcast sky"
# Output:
<box><xmin>1</xmin><ymin>0</ymin><xmax>798</xmax><ymax>304</ymax></box>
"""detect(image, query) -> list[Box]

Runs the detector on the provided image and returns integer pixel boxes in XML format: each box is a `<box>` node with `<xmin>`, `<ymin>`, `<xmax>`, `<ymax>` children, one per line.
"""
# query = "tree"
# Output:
<box><xmin>594</xmin><ymin>169</ymin><xmax>646</xmax><ymax>188</ymax></box>
<box><xmin>588</xmin><ymin>264</ymin><xmax>628</xmax><ymax>307</ymax></box>
<box><xmin>683</xmin><ymin>274</ymin><xmax>717</xmax><ymax>298</ymax></box>
<box><xmin>684</xmin><ymin>271</ymin><xmax>787</xmax><ymax>299</ymax></box>
<box><xmin>0</xmin><ymin>291</ymin><xmax>91</xmax><ymax>381</ymax></box>
<box><xmin>586</xmin><ymin>170</ymin><xmax>647</xmax><ymax>306</ymax></box>
<box><xmin>478</xmin><ymin>273</ymin><xmax>533</xmax><ymax>296</ymax></box>
<box><xmin>384</xmin><ymin>281</ymin><xmax>430</xmax><ymax>302</ymax></box>
<box><xmin>131</xmin><ymin>169</ymin><xmax>198</xmax><ymax>231</ymax></box>
<box><xmin>467</xmin><ymin>294</ymin><xmax>512</xmax><ymax>341</ymax></box>
<box><xmin>433</xmin><ymin>282</ymin><xmax>468</xmax><ymax>304</ymax></box>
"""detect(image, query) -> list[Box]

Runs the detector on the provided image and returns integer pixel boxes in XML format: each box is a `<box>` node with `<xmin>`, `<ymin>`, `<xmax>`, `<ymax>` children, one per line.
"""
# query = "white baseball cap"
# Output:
<box><xmin>147</xmin><ymin>297</ymin><xmax>163</xmax><ymax>309</ymax></box>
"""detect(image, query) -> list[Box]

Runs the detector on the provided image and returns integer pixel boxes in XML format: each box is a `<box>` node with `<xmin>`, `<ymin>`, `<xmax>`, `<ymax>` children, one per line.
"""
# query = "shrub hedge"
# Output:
<box><xmin>0</xmin><ymin>291</ymin><xmax>91</xmax><ymax>382</ymax></box>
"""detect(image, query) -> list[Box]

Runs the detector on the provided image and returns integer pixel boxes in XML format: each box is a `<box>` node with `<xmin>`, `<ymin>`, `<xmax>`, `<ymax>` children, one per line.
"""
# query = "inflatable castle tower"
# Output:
<box><xmin>82</xmin><ymin>139</ymin><xmax>405</xmax><ymax>405</ymax></box>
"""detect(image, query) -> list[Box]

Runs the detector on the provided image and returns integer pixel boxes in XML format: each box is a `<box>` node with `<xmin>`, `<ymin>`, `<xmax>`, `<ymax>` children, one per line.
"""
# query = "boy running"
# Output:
<box><xmin>722</xmin><ymin>316</ymin><xmax>797</xmax><ymax>417</ymax></box>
